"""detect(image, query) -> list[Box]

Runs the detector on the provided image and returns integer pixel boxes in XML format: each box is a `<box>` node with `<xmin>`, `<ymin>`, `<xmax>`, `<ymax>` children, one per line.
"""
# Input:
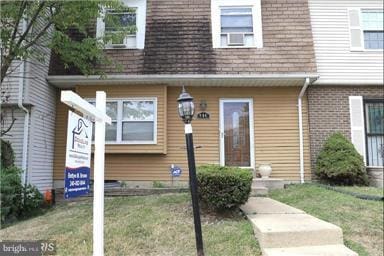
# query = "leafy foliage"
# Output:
<box><xmin>1</xmin><ymin>166</ymin><xmax>44</xmax><ymax>224</ymax></box>
<box><xmin>1</xmin><ymin>166</ymin><xmax>24</xmax><ymax>223</ymax></box>
<box><xmin>197</xmin><ymin>165</ymin><xmax>253</xmax><ymax>211</ymax></box>
<box><xmin>1</xmin><ymin>139</ymin><xmax>15</xmax><ymax>168</ymax></box>
<box><xmin>315</xmin><ymin>133</ymin><xmax>369</xmax><ymax>185</ymax></box>
<box><xmin>0</xmin><ymin>0</ymin><xmax>134</xmax><ymax>83</ymax></box>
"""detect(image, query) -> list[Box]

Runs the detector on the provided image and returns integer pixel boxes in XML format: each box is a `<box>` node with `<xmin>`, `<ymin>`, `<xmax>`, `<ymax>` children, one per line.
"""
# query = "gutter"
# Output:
<box><xmin>298</xmin><ymin>77</ymin><xmax>311</xmax><ymax>184</ymax></box>
<box><xmin>19</xmin><ymin>18</ymin><xmax>30</xmax><ymax>186</ymax></box>
<box><xmin>47</xmin><ymin>73</ymin><xmax>319</xmax><ymax>87</ymax></box>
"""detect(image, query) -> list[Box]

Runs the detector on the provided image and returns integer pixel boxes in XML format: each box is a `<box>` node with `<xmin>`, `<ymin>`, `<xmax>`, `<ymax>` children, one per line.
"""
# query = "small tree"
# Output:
<box><xmin>1</xmin><ymin>0</ymin><xmax>135</xmax><ymax>135</ymax></box>
<box><xmin>315</xmin><ymin>132</ymin><xmax>369</xmax><ymax>185</ymax></box>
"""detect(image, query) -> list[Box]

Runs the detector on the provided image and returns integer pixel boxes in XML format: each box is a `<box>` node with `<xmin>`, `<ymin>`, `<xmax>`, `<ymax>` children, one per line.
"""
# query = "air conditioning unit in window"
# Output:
<box><xmin>109</xmin><ymin>39</ymin><xmax>127</xmax><ymax>48</ymax></box>
<box><xmin>227</xmin><ymin>33</ymin><xmax>245</xmax><ymax>46</ymax></box>
<box><xmin>106</xmin><ymin>32</ymin><xmax>127</xmax><ymax>48</ymax></box>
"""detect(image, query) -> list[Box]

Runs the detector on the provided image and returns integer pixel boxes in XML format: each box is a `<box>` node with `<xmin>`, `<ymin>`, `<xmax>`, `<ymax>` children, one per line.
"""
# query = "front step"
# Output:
<box><xmin>252</xmin><ymin>178</ymin><xmax>284</xmax><ymax>190</ymax></box>
<box><xmin>263</xmin><ymin>244</ymin><xmax>358</xmax><ymax>256</ymax></box>
<box><xmin>251</xmin><ymin>186</ymin><xmax>268</xmax><ymax>196</ymax></box>
<box><xmin>249</xmin><ymin>213</ymin><xmax>343</xmax><ymax>248</ymax></box>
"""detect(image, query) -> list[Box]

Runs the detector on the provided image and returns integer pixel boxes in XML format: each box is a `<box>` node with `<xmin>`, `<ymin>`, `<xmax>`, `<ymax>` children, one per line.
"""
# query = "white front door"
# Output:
<box><xmin>219</xmin><ymin>99</ymin><xmax>254</xmax><ymax>168</ymax></box>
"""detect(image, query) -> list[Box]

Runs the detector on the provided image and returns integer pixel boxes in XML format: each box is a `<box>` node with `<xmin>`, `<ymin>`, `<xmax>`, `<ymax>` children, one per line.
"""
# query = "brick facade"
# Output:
<box><xmin>307</xmin><ymin>85</ymin><xmax>384</xmax><ymax>172</ymax></box>
<box><xmin>50</xmin><ymin>0</ymin><xmax>316</xmax><ymax>75</ymax></box>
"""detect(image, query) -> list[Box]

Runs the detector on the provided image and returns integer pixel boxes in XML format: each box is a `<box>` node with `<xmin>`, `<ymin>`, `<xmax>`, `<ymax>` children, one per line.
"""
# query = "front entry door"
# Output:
<box><xmin>220</xmin><ymin>99</ymin><xmax>254</xmax><ymax>168</ymax></box>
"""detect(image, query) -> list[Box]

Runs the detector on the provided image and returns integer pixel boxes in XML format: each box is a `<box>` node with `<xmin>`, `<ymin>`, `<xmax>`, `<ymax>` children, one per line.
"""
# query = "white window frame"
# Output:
<box><xmin>211</xmin><ymin>0</ymin><xmax>263</xmax><ymax>48</ymax></box>
<box><xmin>361</xmin><ymin>8</ymin><xmax>384</xmax><ymax>51</ymax></box>
<box><xmin>96</xmin><ymin>0</ymin><xmax>146</xmax><ymax>49</ymax></box>
<box><xmin>88</xmin><ymin>97</ymin><xmax>157</xmax><ymax>145</ymax></box>
<box><xmin>348</xmin><ymin>8</ymin><xmax>383</xmax><ymax>52</ymax></box>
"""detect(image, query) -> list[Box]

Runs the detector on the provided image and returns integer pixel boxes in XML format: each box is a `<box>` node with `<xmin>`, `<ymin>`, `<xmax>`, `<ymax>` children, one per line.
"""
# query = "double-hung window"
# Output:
<box><xmin>364</xmin><ymin>100</ymin><xmax>384</xmax><ymax>166</ymax></box>
<box><xmin>348</xmin><ymin>8</ymin><xmax>383</xmax><ymax>50</ymax></box>
<box><xmin>220</xmin><ymin>7</ymin><xmax>254</xmax><ymax>47</ymax></box>
<box><xmin>90</xmin><ymin>98</ymin><xmax>157</xmax><ymax>144</ymax></box>
<box><xmin>211</xmin><ymin>0</ymin><xmax>263</xmax><ymax>48</ymax></box>
<box><xmin>96</xmin><ymin>0</ymin><xmax>147</xmax><ymax>49</ymax></box>
<box><xmin>362</xmin><ymin>10</ymin><xmax>384</xmax><ymax>50</ymax></box>
<box><xmin>122</xmin><ymin>100</ymin><xmax>155</xmax><ymax>142</ymax></box>
<box><xmin>104</xmin><ymin>9</ymin><xmax>137</xmax><ymax>47</ymax></box>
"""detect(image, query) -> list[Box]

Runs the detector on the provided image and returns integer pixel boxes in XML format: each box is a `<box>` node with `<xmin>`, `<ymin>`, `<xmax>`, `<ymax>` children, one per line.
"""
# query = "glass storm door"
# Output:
<box><xmin>220</xmin><ymin>99</ymin><xmax>254</xmax><ymax>167</ymax></box>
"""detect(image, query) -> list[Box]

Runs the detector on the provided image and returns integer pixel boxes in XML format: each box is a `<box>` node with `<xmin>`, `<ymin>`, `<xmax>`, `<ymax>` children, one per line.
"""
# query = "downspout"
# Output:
<box><xmin>19</xmin><ymin>18</ymin><xmax>30</xmax><ymax>186</ymax></box>
<box><xmin>298</xmin><ymin>78</ymin><xmax>310</xmax><ymax>184</ymax></box>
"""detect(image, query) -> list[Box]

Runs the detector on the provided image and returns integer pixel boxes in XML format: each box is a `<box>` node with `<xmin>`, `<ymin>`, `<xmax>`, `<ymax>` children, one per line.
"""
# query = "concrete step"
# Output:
<box><xmin>242</xmin><ymin>197</ymin><xmax>304</xmax><ymax>215</ymax></box>
<box><xmin>251</xmin><ymin>186</ymin><xmax>268</xmax><ymax>196</ymax></box>
<box><xmin>252</xmin><ymin>178</ymin><xmax>284</xmax><ymax>190</ymax></box>
<box><xmin>263</xmin><ymin>244</ymin><xmax>358</xmax><ymax>256</ymax></box>
<box><xmin>248</xmin><ymin>213</ymin><xmax>344</xmax><ymax>248</ymax></box>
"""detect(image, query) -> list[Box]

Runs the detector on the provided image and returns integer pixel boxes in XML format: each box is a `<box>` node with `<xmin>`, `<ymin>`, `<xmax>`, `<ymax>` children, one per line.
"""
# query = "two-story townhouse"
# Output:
<box><xmin>48</xmin><ymin>0</ymin><xmax>318</xmax><ymax>189</ymax></box>
<box><xmin>308</xmin><ymin>0</ymin><xmax>384</xmax><ymax>187</ymax></box>
<box><xmin>1</xmin><ymin>22</ymin><xmax>57</xmax><ymax>192</ymax></box>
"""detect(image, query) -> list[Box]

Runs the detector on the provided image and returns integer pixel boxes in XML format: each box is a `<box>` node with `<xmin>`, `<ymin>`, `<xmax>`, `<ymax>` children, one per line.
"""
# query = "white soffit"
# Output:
<box><xmin>47</xmin><ymin>74</ymin><xmax>319</xmax><ymax>88</ymax></box>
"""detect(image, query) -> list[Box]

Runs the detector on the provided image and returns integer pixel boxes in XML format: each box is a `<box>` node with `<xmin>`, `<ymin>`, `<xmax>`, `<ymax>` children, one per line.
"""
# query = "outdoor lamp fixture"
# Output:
<box><xmin>177</xmin><ymin>88</ymin><xmax>195</xmax><ymax>123</ymax></box>
<box><xmin>177</xmin><ymin>87</ymin><xmax>204</xmax><ymax>256</ymax></box>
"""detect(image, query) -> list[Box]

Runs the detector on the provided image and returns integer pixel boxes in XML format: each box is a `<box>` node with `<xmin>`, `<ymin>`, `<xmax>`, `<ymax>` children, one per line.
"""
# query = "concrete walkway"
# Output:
<box><xmin>241</xmin><ymin>197</ymin><xmax>358</xmax><ymax>256</ymax></box>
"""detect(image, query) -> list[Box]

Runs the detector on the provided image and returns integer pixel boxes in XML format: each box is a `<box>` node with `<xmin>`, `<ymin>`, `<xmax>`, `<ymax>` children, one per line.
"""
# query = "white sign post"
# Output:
<box><xmin>61</xmin><ymin>91</ymin><xmax>111</xmax><ymax>256</ymax></box>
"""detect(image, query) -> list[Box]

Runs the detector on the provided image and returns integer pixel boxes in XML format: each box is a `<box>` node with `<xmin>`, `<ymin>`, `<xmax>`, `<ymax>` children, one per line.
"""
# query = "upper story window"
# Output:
<box><xmin>90</xmin><ymin>98</ymin><xmax>157</xmax><ymax>144</ymax></box>
<box><xmin>362</xmin><ymin>10</ymin><xmax>383</xmax><ymax>49</ymax></box>
<box><xmin>104</xmin><ymin>8</ymin><xmax>137</xmax><ymax>47</ymax></box>
<box><xmin>220</xmin><ymin>7</ymin><xmax>254</xmax><ymax>47</ymax></box>
<box><xmin>96</xmin><ymin>0</ymin><xmax>146</xmax><ymax>49</ymax></box>
<box><xmin>348</xmin><ymin>8</ymin><xmax>383</xmax><ymax>51</ymax></box>
<box><xmin>212</xmin><ymin>0</ymin><xmax>263</xmax><ymax>48</ymax></box>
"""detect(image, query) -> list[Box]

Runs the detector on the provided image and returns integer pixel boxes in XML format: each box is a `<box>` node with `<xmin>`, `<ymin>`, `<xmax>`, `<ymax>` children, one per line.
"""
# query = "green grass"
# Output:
<box><xmin>0</xmin><ymin>193</ymin><xmax>260</xmax><ymax>256</ymax></box>
<box><xmin>334</xmin><ymin>186</ymin><xmax>384</xmax><ymax>197</ymax></box>
<box><xmin>270</xmin><ymin>184</ymin><xmax>383</xmax><ymax>256</ymax></box>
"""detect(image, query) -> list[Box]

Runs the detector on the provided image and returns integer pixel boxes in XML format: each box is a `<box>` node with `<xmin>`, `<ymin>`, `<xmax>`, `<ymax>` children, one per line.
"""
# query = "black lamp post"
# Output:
<box><xmin>177</xmin><ymin>87</ymin><xmax>204</xmax><ymax>256</ymax></box>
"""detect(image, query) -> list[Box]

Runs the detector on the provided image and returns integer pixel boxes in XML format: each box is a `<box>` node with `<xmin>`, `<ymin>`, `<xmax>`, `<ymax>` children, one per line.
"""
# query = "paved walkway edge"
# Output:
<box><xmin>240</xmin><ymin>197</ymin><xmax>358</xmax><ymax>256</ymax></box>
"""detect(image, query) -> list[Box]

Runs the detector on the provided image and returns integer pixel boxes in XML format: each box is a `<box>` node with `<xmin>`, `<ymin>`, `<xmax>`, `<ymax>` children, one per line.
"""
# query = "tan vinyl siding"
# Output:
<box><xmin>53</xmin><ymin>85</ymin><xmax>311</xmax><ymax>182</ymax></box>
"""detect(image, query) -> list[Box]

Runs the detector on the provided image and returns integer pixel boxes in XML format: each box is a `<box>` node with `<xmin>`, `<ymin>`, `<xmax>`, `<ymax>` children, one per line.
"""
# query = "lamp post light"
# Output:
<box><xmin>177</xmin><ymin>87</ymin><xmax>204</xmax><ymax>256</ymax></box>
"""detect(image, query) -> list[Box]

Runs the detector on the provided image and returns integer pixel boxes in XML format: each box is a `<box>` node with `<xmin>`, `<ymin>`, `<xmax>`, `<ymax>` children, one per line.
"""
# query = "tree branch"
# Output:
<box><xmin>8</xmin><ymin>1</ymin><xmax>28</xmax><ymax>53</ymax></box>
<box><xmin>1</xmin><ymin>107</ymin><xmax>17</xmax><ymax>137</ymax></box>
<box><xmin>21</xmin><ymin>20</ymin><xmax>53</xmax><ymax>51</ymax></box>
<box><xmin>14</xmin><ymin>1</ymin><xmax>46</xmax><ymax>52</ymax></box>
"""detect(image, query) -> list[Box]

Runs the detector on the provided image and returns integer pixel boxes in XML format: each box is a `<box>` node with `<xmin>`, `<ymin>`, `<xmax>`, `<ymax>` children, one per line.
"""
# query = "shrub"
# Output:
<box><xmin>315</xmin><ymin>132</ymin><xmax>369</xmax><ymax>185</ymax></box>
<box><xmin>1</xmin><ymin>166</ymin><xmax>44</xmax><ymax>224</ymax></box>
<box><xmin>1</xmin><ymin>166</ymin><xmax>24</xmax><ymax>223</ymax></box>
<box><xmin>197</xmin><ymin>165</ymin><xmax>253</xmax><ymax>211</ymax></box>
<box><xmin>1</xmin><ymin>139</ymin><xmax>15</xmax><ymax>168</ymax></box>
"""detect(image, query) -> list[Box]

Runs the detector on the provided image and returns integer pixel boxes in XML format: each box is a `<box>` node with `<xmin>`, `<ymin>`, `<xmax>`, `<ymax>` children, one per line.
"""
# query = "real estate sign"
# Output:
<box><xmin>64</xmin><ymin>111</ymin><xmax>92</xmax><ymax>199</ymax></box>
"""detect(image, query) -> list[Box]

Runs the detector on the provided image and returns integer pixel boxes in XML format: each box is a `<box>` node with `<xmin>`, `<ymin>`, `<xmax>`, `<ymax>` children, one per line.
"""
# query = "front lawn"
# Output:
<box><xmin>334</xmin><ymin>186</ymin><xmax>383</xmax><ymax>197</ymax></box>
<box><xmin>0</xmin><ymin>193</ymin><xmax>260</xmax><ymax>256</ymax></box>
<box><xmin>270</xmin><ymin>184</ymin><xmax>383</xmax><ymax>256</ymax></box>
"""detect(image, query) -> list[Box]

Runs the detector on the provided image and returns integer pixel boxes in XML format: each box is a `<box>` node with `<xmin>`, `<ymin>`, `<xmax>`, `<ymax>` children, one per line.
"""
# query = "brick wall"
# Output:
<box><xmin>307</xmin><ymin>85</ymin><xmax>384</xmax><ymax>172</ymax></box>
<box><xmin>50</xmin><ymin>0</ymin><xmax>316</xmax><ymax>75</ymax></box>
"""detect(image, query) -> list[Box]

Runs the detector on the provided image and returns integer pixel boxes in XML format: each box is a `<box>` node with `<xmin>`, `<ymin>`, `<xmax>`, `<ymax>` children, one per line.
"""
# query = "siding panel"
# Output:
<box><xmin>309</xmin><ymin>0</ymin><xmax>384</xmax><ymax>84</ymax></box>
<box><xmin>53</xmin><ymin>86</ymin><xmax>311</xmax><ymax>184</ymax></box>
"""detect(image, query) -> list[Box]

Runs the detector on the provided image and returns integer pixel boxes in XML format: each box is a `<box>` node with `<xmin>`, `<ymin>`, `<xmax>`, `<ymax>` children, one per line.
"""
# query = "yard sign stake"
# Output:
<box><xmin>61</xmin><ymin>91</ymin><xmax>111</xmax><ymax>256</ymax></box>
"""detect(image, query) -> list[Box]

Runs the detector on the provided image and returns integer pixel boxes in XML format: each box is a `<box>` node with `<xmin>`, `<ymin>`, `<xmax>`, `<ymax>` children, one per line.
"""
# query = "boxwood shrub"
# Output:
<box><xmin>197</xmin><ymin>165</ymin><xmax>253</xmax><ymax>211</ymax></box>
<box><xmin>315</xmin><ymin>132</ymin><xmax>369</xmax><ymax>185</ymax></box>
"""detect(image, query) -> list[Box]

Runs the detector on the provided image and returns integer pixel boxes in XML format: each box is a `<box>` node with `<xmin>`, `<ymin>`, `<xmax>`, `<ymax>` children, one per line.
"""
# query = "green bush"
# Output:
<box><xmin>22</xmin><ymin>184</ymin><xmax>44</xmax><ymax>217</ymax></box>
<box><xmin>1</xmin><ymin>166</ymin><xmax>44</xmax><ymax>224</ymax></box>
<box><xmin>1</xmin><ymin>139</ymin><xmax>15</xmax><ymax>168</ymax></box>
<box><xmin>197</xmin><ymin>165</ymin><xmax>253</xmax><ymax>211</ymax></box>
<box><xmin>1</xmin><ymin>166</ymin><xmax>24</xmax><ymax>223</ymax></box>
<box><xmin>315</xmin><ymin>133</ymin><xmax>369</xmax><ymax>185</ymax></box>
